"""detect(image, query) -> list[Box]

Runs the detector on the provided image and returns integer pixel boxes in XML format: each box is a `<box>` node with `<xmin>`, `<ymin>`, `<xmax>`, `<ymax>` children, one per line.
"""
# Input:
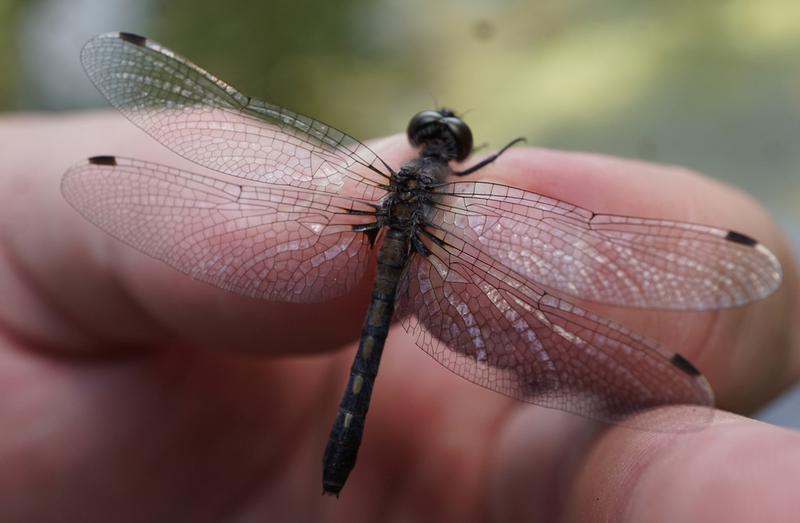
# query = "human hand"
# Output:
<box><xmin>0</xmin><ymin>112</ymin><xmax>798</xmax><ymax>522</ymax></box>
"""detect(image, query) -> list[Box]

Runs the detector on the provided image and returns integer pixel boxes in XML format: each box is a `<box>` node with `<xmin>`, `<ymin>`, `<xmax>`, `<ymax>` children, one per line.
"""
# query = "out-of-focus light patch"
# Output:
<box><xmin>519</xmin><ymin>32</ymin><xmax>656</xmax><ymax>123</ymax></box>
<box><xmin>757</xmin><ymin>380</ymin><xmax>800</xmax><ymax>428</ymax></box>
<box><xmin>722</xmin><ymin>0</ymin><xmax>800</xmax><ymax>53</ymax></box>
<box><xmin>447</xmin><ymin>21</ymin><xmax>670</xmax><ymax>141</ymax></box>
<box><xmin>351</xmin><ymin>0</ymin><xmax>536</xmax><ymax>139</ymax></box>
<box><xmin>18</xmin><ymin>0</ymin><xmax>153</xmax><ymax>110</ymax></box>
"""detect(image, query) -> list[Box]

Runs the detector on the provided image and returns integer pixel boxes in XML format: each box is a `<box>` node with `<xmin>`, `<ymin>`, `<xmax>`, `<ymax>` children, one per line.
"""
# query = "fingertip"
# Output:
<box><xmin>475</xmin><ymin>146</ymin><xmax>796</xmax><ymax>412</ymax></box>
<box><xmin>568</xmin><ymin>413</ymin><xmax>800</xmax><ymax>522</ymax></box>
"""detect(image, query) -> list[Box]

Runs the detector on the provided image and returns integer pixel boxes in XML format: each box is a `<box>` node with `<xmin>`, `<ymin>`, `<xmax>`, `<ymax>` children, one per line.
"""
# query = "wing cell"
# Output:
<box><xmin>62</xmin><ymin>156</ymin><xmax>377</xmax><ymax>303</ymax></box>
<box><xmin>80</xmin><ymin>32</ymin><xmax>390</xmax><ymax>201</ymax></box>
<box><xmin>397</xmin><ymin>233</ymin><xmax>714</xmax><ymax>430</ymax></box>
<box><xmin>431</xmin><ymin>181</ymin><xmax>782</xmax><ymax>309</ymax></box>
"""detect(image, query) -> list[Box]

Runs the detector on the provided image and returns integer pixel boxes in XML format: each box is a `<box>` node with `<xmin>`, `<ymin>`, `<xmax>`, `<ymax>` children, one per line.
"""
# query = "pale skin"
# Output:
<box><xmin>0</xmin><ymin>112</ymin><xmax>799</xmax><ymax>522</ymax></box>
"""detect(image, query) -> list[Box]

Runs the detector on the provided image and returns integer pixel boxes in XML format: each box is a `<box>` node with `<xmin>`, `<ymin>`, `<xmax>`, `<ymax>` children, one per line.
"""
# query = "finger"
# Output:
<box><xmin>0</xmin><ymin>113</ymin><xmax>414</xmax><ymax>355</ymax></box>
<box><xmin>471</xmin><ymin>146</ymin><xmax>799</xmax><ymax>412</ymax></box>
<box><xmin>571</xmin><ymin>413</ymin><xmax>800</xmax><ymax>522</ymax></box>
<box><xmin>486</xmin><ymin>408</ymin><xmax>800</xmax><ymax>522</ymax></box>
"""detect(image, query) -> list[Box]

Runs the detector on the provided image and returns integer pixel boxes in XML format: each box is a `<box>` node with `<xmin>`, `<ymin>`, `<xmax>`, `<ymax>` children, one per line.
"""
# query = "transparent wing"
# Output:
<box><xmin>397</xmin><ymin>235</ymin><xmax>714</xmax><ymax>430</ymax></box>
<box><xmin>80</xmin><ymin>32</ymin><xmax>390</xmax><ymax>200</ymax></box>
<box><xmin>430</xmin><ymin>181</ymin><xmax>782</xmax><ymax>309</ymax></box>
<box><xmin>62</xmin><ymin>156</ymin><xmax>378</xmax><ymax>303</ymax></box>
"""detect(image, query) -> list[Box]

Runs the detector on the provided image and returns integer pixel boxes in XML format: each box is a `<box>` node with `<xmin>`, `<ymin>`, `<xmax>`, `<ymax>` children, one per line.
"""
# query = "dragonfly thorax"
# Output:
<box><xmin>381</xmin><ymin>184</ymin><xmax>428</xmax><ymax>231</ymax></box>
<box><xmin>381</xmin><ymin>159</ymin><xmax>446</xmax><ymax>235</ymax></box>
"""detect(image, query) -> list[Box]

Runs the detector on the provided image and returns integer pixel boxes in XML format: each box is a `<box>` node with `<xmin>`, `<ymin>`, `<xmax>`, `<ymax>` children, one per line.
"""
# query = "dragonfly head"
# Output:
<box><xmin>407</xmin><ymin>109</ymin><xmax>473</xmax><ymax>162</ymax></box>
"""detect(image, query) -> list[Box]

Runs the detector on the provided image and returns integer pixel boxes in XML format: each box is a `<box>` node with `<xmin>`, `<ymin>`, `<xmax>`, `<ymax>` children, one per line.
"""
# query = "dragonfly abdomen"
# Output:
<box><xmin>322</xmin><ymin>228</ymin><xmax>412</xmax><ymax>496</ymax></box>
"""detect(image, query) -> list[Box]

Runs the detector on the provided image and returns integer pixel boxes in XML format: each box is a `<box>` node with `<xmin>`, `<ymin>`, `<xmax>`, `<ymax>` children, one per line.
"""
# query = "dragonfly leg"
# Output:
<box><xmin>410</xmin><ymin>232</ymin><xmax>431</xmax><ymax>256</ymax></box>
<box><xmin>352</xmin><ymin>222</ymin><xmax>383</xmax><ymax>247</ymax></box>
<box><xmin>453</xmin><ymin>137</ymin><xmax>526</xmax><ymax>176</ymax></box>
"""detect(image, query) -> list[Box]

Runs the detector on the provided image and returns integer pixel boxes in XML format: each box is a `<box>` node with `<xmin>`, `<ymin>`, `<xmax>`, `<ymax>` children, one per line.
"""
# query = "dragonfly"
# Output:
<box><xmin>62</xmin><ymin>32</ymin><xmax>783</xmax><ymax>497</ymax></box>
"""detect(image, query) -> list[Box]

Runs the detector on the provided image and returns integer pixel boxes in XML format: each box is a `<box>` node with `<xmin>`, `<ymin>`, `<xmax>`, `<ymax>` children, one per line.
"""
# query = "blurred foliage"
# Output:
<box><xmin>0</xmin><ymin>0</ymin><xmax>25</xmax><ymax>112</ymax></box>
<box><xmin>153</xmin><ymin>0</ymin><xmax>395</xmax><ymax>137</ymax></box>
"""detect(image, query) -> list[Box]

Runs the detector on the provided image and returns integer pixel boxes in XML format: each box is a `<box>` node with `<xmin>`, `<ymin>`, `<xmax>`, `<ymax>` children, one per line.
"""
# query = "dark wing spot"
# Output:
<box><xmin>118</xmin><ymin>32</ymin><xmax>147</xmax><ymax>46</ymax></box>
<box><xmin>88</xmin><ymin>155</ymin><xmax>117</xmax><ymax>166</ymax></box>
<box><xmin>725</xmin><ymin>230</ymin><xmax>758</xmax><ymax>247</ymax></box>
<box><xmin>671</xmin><ymin>353</ymin><xmax>702</xmax><ymax>377</ymax></box>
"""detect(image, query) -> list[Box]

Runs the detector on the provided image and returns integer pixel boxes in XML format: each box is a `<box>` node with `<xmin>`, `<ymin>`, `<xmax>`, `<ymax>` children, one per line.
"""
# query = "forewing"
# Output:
<box><xmin>397</xmin><ymin>237</ymin><xmax>714</xmax><ymax>430</ymax></box>
<box><xmin>80</xmin><ymin>32</ymin><xmax>389</xmax><ymax>200</ymax></box>
<box><xmin>62</xmin><ymin>156</ymin><xmax>376</xmax><ymax>303</ymax></box>
<box><xmin>432</xmin><ymin>181</ymin><xmax>782</xmax><ymax>309</ymax></box>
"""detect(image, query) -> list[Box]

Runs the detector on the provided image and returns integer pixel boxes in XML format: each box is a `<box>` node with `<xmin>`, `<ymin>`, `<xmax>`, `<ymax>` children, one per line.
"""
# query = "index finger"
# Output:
<box><xmin>472</xmin><ymin>146</ymin><xmax>799</xmax><ymax>413</ymax></box>
<box><xmin>0</xmin><ymin>113</ymin><xmax>412</xmax><ymax>356</ymax></box>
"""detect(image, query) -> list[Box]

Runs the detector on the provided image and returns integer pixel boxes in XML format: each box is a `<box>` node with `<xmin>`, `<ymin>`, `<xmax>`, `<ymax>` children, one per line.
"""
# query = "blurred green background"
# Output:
<box><xmin>1</xmin><ymin>0</ymin><xmax>798</xmax><ymax>421</ymax></box>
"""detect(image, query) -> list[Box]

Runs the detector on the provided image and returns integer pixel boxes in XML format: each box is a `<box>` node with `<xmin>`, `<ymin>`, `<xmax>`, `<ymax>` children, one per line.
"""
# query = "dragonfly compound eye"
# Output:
<box><xmin>407</xmin><ymin>110</ymin><xmax>474</xmax><ymax>161</ymax></box>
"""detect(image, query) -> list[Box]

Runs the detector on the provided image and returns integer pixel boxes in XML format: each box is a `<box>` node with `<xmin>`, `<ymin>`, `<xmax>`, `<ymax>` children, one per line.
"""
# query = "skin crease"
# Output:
<box><xmin>0</xmin><ymin>112</ymin><xmax>797</xmax><ymax>522</ymax></box>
